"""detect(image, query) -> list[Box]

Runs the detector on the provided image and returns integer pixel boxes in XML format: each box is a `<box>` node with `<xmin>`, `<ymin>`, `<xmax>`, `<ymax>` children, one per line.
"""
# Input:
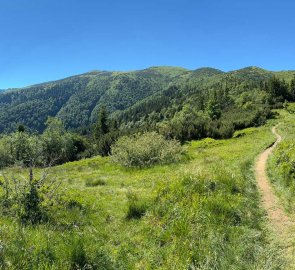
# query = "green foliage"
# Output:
<box><xmin>159</xmin><ymin>105</ymin><xmax>209</xmax><ymax>142</ymax></box>
<box><xmin>21</xmin><ymin>184</ymin><xmax>44</xmax><ymax>224</ymax></box>
<box><xmin>111</xmin><ymin>132</ymin><xmax>183</xmax><ymax>167</ymax></box>
<box><xmin>0</xmin><ymin>135</ymin><xmax>13</xmax><ymax>168</ymax></box>
<box><xmin>268</xmin><ymin>107</ymin><xmax>295</xmax><ymax>212</ymax></box>
<box><xmin>206</xmin><ymin>90</ymin><xmax>222</xmax><ymax>120</ymax></box>
<box><xmin>8</xmin><ymin>131</ymin><xmax>42</xmax><ymax>166</ymax></box>
<box><xmin>0</xmin><ymin>66</ymin><xmax>293</xmax><ymax>135</ymax></box>
<box><xmin>0</xmin><ymin>117</ymin><xmax>90</xmax><ymax>168</ymax></box>
<box><xmin>265</xmin><ymin>76</ymin><xmax>289</xmax><ymax>102</ymax></box>
<box><xmin>94</xmin><ymin>106</ymin><xmax>109</xmax><ymax>138</ymax></box>
<box><xmin>96</xmin><ymin>132</ymin><xmax>119</xmax><ymax>157</ymax></box>
<box><xmin>275</xmin><ymin>140</ymin><xmax>295</xmax><ymax>188</ymax></box>
<box><xmin>41</xmin><ymin>117</ymin><xmax>74</xmax><ymax>165</ymax></box>
<box><xmin>290</xmin><ymin>76</ymin><xmax>295</xmax><ymax>100</ymax></box>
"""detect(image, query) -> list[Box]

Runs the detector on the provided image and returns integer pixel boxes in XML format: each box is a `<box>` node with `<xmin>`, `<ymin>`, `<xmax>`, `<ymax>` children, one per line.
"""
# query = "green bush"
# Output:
<box><xmin>21</xmin><ymin>185</ymin><xmax>45</xmax><ymax>225</ymax></box>
<box><xmin>0</xmin><ymin>136</ymin><xmax>13</xmax><ymax>168</ymax></box>
<box><xmin>111</xmin><ymin>132</ymin><xmax>183</xmax><ymax>167</ymax></box>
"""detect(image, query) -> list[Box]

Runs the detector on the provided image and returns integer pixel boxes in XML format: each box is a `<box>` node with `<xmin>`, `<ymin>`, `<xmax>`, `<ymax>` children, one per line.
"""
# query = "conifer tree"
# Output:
<box><xmin>95</xmin><ymin>106</ymin><xmax>109</xmax><ymax>139</ymax></box>
<box><xmin>290</xmin><ymin>76</ymin><xmax>295</xmax><ymax>101</ymax></box>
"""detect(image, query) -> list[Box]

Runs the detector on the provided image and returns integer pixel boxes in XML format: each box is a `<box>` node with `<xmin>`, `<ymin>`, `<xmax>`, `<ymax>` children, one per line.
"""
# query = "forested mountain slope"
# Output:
<box><xmin>0</xmin><ymin>66</ymin><xmax>294</xmax><ymax>133</ymax></box>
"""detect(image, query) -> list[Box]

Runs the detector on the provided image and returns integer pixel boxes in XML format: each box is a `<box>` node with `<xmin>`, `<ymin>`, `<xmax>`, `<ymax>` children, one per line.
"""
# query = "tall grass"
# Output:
<box><xmin>0</xmin><ymin>116</ymin><xmax>285</xmax><ymax>269</ymax></box>
<box><xmin>268</xmin><ymin>105</ymin><xmax>295</xmax><ymax>212</ymax></box>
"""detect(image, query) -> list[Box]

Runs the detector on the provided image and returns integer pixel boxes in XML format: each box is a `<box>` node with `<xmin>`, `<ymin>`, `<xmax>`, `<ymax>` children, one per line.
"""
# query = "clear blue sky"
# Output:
<box><xmin>0</xmin><ymin>0</ymin><xmax>294</xmax><ymax>89</ymax></box>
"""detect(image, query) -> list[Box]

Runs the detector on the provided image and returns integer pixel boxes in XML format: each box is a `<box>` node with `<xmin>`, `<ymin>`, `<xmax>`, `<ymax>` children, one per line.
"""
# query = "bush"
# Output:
<box><xmin>111</xmin><ymin>132</ymin><xmax>183</xmax><ymax>168</ymax></box>
<box><xmin>21</xmin><ymin>185</ymin><xmax>45</xmax><ymax>224</ymax></box>
<box><xmin>0</xmin><ymin>167</ymin><xmax>61</xmax><ymax>225</ymax></box>
<box><xmin>0</xmin><ymin>136</ymin><xmax>13</xmax><ymax>168</ymax></box>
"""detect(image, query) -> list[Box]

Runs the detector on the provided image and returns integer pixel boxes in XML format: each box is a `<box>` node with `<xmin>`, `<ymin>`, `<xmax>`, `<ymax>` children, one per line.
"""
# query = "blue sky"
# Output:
<box><xmin>0</xmin><ymin>0</ymin><xmax>294</xmax><ymax>89</ymax></box>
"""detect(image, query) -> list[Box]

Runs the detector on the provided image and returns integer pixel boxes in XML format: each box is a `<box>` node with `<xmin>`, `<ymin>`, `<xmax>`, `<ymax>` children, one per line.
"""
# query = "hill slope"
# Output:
<box><xmin>0</xmin><ymin>117</ymin><xmax>284</xmax><ymax>268</ymax></box>
<box><xmin>0</xmin><ymin>66</ymin><xmax>294</xmax><ymax>133</ymax></box>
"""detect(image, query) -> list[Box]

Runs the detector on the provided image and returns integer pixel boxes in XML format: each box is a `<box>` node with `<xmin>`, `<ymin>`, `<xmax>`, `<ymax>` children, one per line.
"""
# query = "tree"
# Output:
<box><xmin>94</xmin><ymin>106</ymin><xmax>109</xmax><ymax>139</ymax></box>
<box><xmin>1</xmin><ymin>133</ymin><xmax>61</xmax><ymax>225</ymax></box>
<box><xmin>17</xmin><ymin>124</ymin><xmax>26</xmax><ymax>133</ymax></box>
<box><xmin>41</xmin><ymin>117</ymin><xmax>73</xmax><ymax>165</ymax></box>
<box><xmin>266</xmin><ymin>77</ymin><xmax>289</xmax><ymax>101</ymax></box>
<box><xmin>8</xmin><ymin>131</ymin><xmax>41</xmax><ymax>166</ymax></box>
<box><xmin>207</xmin><ymin>91</ymin><xmax>221</xmax><ymax>120</ymax></box>
<box><xmin>290</xmin><ymin>76</ymin><xmax>295</xmax><ymax>101</ymax></box>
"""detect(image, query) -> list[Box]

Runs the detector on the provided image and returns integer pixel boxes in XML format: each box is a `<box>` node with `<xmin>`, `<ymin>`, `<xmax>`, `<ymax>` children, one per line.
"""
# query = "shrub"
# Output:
<box><xmin>21</xmin><ymin>185</ymin><xmax>45</xmax><ymax>224</ymax></box>
<box><xmin>0</xmin><ymin>136</ymin><xmax>13</xmax><ymax>168</ymax></box>
<box><xmin>111</xmin><ymin>132</ymin><xmax>183</xmax><ymax>168</ymax></box>
<box><xmin>0</xmin><ymin>167</ymin><xmax>61</xmax><ymax>225</ymax></box>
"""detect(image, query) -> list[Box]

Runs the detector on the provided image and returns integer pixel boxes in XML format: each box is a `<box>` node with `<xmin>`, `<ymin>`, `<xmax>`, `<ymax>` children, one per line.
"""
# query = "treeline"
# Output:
<box><xmin>0</xmin><ymin>118</ymin><xmax>90</xmax><ymax>168</ymax></box>
<box><xmin>0</xmin><ymin>106</ymin><xmax>121</xmax><ymax>168</ymax></box>
<box><xmin>262</xmin><ymin>76</ymin><xmax>295</xmax><ymax>103</ymax></box>
<box><xmin>117</xmin><ymin>75</ymin><xmax>295</xmax><ymax>142</ymax></box>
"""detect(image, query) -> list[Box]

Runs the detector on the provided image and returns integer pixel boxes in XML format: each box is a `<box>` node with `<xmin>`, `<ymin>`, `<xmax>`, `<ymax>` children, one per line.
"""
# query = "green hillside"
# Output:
<box><xmin>0</xmin><ymin>66</ymin><xmax>294</xmax><ymax>133</ymax></box>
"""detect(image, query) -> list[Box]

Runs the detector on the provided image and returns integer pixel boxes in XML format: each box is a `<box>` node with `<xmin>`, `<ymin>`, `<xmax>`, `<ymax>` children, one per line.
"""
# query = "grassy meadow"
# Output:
<box><xmin>268</xmin><ymin>103</ymin><xmax>295</xmax><ymax>213</ymax></box>
<box><xmin>0</xmin><ymin>112</ymin><xmax>288</xmax><ymax>269</ymax></box>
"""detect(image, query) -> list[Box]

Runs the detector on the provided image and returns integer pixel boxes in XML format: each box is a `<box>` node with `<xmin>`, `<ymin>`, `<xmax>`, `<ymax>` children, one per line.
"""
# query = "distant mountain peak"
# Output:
<box><xmin>192</xmin><ymin>67</ymin><xmax>224</xmax><ymax>76</ymax></box>
<box><xmin>236</xmin><ymin>66</ymin><xmax>269</xmax><ymax>72</ymax></box>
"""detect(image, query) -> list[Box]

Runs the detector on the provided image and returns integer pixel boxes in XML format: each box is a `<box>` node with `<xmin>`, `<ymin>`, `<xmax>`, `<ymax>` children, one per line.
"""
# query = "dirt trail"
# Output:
<box><xmin>255</xmin><ymin>126</ymin><xmax>295</xmax><ymax>266</ymax></box>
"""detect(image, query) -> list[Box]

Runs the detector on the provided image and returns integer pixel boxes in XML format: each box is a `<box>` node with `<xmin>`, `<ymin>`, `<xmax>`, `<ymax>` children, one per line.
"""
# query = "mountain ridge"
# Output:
<box><xmin>2</xmin><ymin>66</ymin><xmax>295</xmax><ymax>91</ymax></box>
<box><xmin>0</xmin><ymin>66</ymin><xmax>294</xmax><ymax>133</ymax></box>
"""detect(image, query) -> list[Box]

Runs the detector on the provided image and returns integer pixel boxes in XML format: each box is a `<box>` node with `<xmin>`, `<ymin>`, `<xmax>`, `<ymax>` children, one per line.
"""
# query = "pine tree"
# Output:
<box><xmin>207</xmin><ymin>91</ymin><xmax>221</xmax><ymax>120</ymax></box>
<box><xmin>290</xmin><ymin>76</ymin><xmax>295</xmax><ymax>101</ymax></box>
<box><xmin>94</xmin><ymin>106</ymin><xmax>109</xmax><ymax>139</ymax></box>
<box><xmin>267</xmin><ymin>77</ymin><xmax>289</xmax><ymax>101</ymax></box>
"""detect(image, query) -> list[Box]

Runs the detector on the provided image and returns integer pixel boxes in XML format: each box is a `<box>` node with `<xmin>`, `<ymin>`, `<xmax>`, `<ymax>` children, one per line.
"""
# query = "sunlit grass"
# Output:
<box><xmin>268</xmin><ymin>105</ymin><xmax>295</xmax><ymax>213</ymax></box>
<box><xmin>0</xmin><ymin>114</ymin><xmax>285</xmax><ymax>269</ymax></box>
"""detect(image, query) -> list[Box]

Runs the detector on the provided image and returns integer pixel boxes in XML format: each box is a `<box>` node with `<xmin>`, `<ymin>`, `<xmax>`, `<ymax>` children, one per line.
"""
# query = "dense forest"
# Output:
<box><xmin>0</xmin><ymin>66</ymin><xmax>294</xmax><ymax>134</ymax></box>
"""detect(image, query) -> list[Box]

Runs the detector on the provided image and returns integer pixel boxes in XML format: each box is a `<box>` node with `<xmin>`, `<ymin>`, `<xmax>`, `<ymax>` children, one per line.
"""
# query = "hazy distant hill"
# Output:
<box><xmin>0</xmin><ymin>66</ymin><xmax>294</xmax><ymax>133</ymax></box>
